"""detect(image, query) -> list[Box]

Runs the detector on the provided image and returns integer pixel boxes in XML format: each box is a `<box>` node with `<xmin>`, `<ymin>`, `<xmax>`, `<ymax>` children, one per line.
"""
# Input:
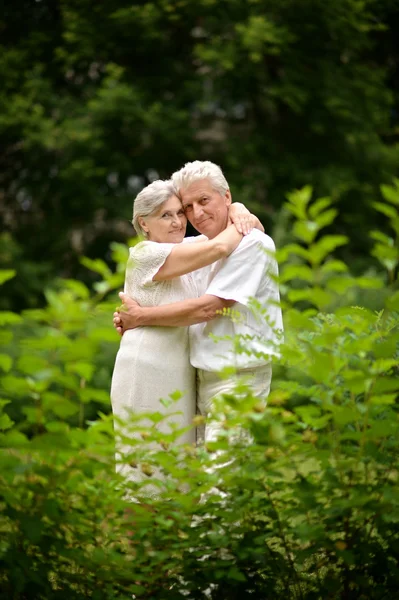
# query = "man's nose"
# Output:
<box><xmin>192</xmin><ymin>203</ymin><xmax>204</xmax><ymax>221</ymax></box>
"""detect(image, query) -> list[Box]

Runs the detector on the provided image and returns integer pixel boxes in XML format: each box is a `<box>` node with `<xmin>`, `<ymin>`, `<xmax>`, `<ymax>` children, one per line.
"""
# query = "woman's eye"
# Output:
<box><xmin>162</xmin><ymin>213</ymin><xmax>169</xmax><ymax>218</ymax></box>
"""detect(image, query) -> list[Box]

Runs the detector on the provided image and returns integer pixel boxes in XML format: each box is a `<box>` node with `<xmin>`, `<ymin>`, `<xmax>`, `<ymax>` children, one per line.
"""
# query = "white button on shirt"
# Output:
<box><xmin>188</xmin><ymin>229</ymin><xmax>284</xmax><ymax>371</ymax></box>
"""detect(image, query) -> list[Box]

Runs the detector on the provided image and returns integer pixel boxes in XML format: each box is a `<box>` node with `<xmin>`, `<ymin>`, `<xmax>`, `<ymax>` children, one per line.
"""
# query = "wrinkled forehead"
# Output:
<box><xmin>152</xmin><ymin>194</ymin><xmax>182</xmax><ymax>215</ymax></box>
<box><xmin>180</xmin><ymin>179</ymin><xmax>218</xmax><ymax>204</ymax></box>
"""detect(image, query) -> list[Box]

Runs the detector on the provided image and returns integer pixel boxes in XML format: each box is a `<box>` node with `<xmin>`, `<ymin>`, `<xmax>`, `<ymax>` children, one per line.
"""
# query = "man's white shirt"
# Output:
<box><xmin>185</xmin><ymin>230</ymin><xmax>283</xmax><ymax>371</ymax></box>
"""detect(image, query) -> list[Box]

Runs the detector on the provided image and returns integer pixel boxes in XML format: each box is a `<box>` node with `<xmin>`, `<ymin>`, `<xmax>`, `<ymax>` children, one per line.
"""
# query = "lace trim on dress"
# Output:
<box><xmin>124</xmin><ymin>241</ymin><xmax>175</xmax><ymax>307</ymax></box>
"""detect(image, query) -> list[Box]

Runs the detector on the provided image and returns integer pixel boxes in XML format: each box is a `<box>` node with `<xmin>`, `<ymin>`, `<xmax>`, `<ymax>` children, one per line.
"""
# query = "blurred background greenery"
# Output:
<box><xmin>1</xmin><ymin>0</ymin><xmax>399</xmax><ymax>311</ymax></box>
<box><xmin>1</xmin><ymin>4</ymin><xmax>399</xmax><ymax>595</ymax></box>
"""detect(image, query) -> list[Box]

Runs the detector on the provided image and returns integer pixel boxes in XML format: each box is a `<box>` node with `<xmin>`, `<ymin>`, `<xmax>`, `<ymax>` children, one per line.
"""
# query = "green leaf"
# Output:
<box><xmin>320</xmin><ymin>260</ymin><xmax>348</xmax><ymax>274</ymax></box>
<box><xmin>308</xmin><ymin>197</ymin><xmax>331</xmax><ymax>219</ymax></box>
<box><xmin>277</xmin><ymin>243</ymin><xmax>310</xmax><ymax>262</ymax></box>
<box><xmin>330</xmin><ymin>405</ymin><xmax>361</xmax><ymax>425</ymax></box>
<box><xmin>17</xmin><ymin>355</ymin><xmax>49</xmax><ymax>375</ymax></box>
<box><xmin>88</xmin><ymin>327</ymin><xmax>120</xmax><ymax>343</ymax></box>
<box><xmin>373</xmin><ymin>378</ymin><xmax>399</xmax><ymax>394</ymax></box>
<box><xmin>0</xmin><ymin>430</ymin><xmax>29</xmax><ymax>446</ymax></box>
<box><xmin>296</xmin><ymin>405</ymin><xmax>331</xmax><ymax>429</ymax></box>
<box><xmin>385</xmin><ymin>290</ymin><xmax>399</xmax><ymax>310</ymax></box>
<box><xmin>63</xmin><ymin>279</ymin><xmax>90</xmax><ymax>299</ymax></box>
<box><xmin>1</xmin><ymin>375</ymin><xmax>32</xmax><ymax>396</ymax></box>
<box><xmin>0</xmin><ymin>354</ymin><xmax>12</xmax><ymax>372</ymax></box>
<box><xmin>93</xmin><ymin>281</ymin><xmax>111</xmax><ymax>294</ymax></box>
<box><xmin>374</xmin><ymin>334</ymin><xmax>399</xmax><ymax>358</ymax></box>
<box><xmin>0</xmin><ymin>413</ymin><xmax>14</xmax><ymax>431</ymax></box>
<box><xmin>293</xmin><ymin>220</ymin><xmax>319</xmax><ymax>244</ymax></box>
<box><xmin>369</xmin><ymin>394</ymin><xmax>397</xmax><ymax>405</ymax></box>
<box><xmin>371</xmin><ymin>358</ymin><xmax>399</xmax><ymax>374</ymax></box>
<box><xmin>287</xmin><ymin>287</ymin><xmax>333</xmax><ymax>308</ymax></box>
<box><xmin>0</xmin><ymin>331</ymin><xmax>13</xmax><ymax>345</ymax></box>
<box><xmin>381</xmin><ymin>184</ymin><xmax>399</xmax><ymax>206</ymax></box>
<box><xmin>80</xmin><ymin>257</ymin><xmax>112</xmax><ymax>278</ymax></box>
<box><xmin>280</xmin><ymin>264</ymin><xmax>314</xmax><ymax>283</ymax></box>
<box><xmin>354</xmin><ymin>277</ymin><xmax>384</xmax><ymax>289</ymax></box>
<box><xmin>0</xmin><ymin>270</ymin><xmax>16</xmax><ymax>285</ymax></box>
<box><xmin>340</xmin><ymin>369</ymin><xmax>370</xmax><ymax>394</ymax></box>
<box><xmin>286</xmin><ymin>185</ymin><xmax>313</xmax><ymax>219</ymax></box>
<box><xmin>42</xmin><ymin>392</ymin><xmax>79</xmax><ymax>418</ymax></box>
<box><xmin>66</xmin><ymin>361</ymin><xmax>95</xmax><ymax>381</ymax></box>
<box><xmin>21</xmin><ymin>308</ymin><xmax>48</xmax><ymax>321</ymax></box>
<box><xmin>227</xmin><ymin>567</ymin><xmax>247</xmax><ymax>582</ymax></box>
<box><xmin>372</xmin><ymin>201</ymin><xmax>399</xmax><ymax>221</ymax></box>
<box><xmin>371</xmin><ymin>243</ymin><xmax>399</xmax><ymax>271</ymax></box>
<box><xmin>110</xmin><ymin>241</ymin><xmax>130</xmax><ymax>267</ymax></box>
<box><xmin>367</xmin><ymin>419</ymin><xmax>398</xmax><ymax>439</ymax></box>
<box><xmin>326</xmin><ymin>277</ymin><xmax>357</xmax><ymax>293</ymax></box>
<box><xmin>80</xmin><ymin>388</ymin><xmax>110</xmax><ymax>405</ymax></box>
<box><xmin>369</xmin><ymin>230</ymin><xmax>394</xmax><ymax>245</ymax></box>
<box><xmin>314</xmin><ymin>208</ymin><xmax>338</xmax><ymax>230</ymax></box>
<box><xmin>310</xmin><ymin>235</ymin><xmax>349</xmax><ymax>265</ymax></box>
<box><xmin>0</xmin><ymin>311</ymin><xmax>23</xmax><ymax>326</ymax></box>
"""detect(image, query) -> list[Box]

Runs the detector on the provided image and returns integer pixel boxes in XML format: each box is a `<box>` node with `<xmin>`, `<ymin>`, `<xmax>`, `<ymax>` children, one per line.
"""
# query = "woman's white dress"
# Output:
<box><xmin>110</xmin><ymin>241</ymin><xmax>197</xmax><ymax>481</ymax></box>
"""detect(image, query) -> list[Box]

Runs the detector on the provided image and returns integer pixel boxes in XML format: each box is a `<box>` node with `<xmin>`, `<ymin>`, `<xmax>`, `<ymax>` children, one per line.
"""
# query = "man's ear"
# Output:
<box><xmin>225</xmin><ymin>189</ymin><xmax>232</xmax><ymax>206</ymax></box>
<box><xmin>138</xmin><ymin>216</ymin><xmax>149</xmax><ymax>234</ymax></box>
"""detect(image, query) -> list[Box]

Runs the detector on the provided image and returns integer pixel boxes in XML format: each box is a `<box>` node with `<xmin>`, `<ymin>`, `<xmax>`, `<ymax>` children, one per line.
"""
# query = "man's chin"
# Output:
<box><xmin>195</xmin><ymin>224</ymin><xmax>221</xmax><ymax>239</ymax></box>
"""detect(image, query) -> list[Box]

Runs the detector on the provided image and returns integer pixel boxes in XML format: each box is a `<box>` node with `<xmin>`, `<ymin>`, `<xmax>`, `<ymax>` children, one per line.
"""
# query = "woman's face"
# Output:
<box><xmin>139</xmin><ymin>195</ymin><xmax>187</xmax><ymax>243</ymax></box>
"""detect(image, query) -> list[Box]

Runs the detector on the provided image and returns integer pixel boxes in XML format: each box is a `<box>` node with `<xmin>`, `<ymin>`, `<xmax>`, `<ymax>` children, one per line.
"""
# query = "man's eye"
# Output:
<box><xmin>184</xmin><ymin>205</ymin><xmax>193</xmax><ymax>212</ymax></box>
<box><xmin>201</xmin><ymin>197</ymin><xmax>208</xmax><ymax>203</ymax></box>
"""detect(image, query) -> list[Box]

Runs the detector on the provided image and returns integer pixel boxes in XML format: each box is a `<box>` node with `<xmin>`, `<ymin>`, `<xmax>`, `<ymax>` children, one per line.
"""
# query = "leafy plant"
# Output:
<box><xmin>0</xmin><ymin>185</ymin><xmax>398</xmax><ymax>598</ymax></box>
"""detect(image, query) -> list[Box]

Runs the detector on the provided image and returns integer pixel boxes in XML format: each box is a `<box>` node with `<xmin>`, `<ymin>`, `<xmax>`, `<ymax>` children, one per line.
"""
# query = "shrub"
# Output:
<box><xmin>0</xmin><ymin>184</ymin><xmax>398</xmax><ymax>599</ymax></box>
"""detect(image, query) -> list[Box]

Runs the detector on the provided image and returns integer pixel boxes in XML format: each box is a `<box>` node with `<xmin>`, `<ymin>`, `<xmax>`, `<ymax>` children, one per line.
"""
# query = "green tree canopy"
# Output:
<box><xmin>1</xmin><ymin>0</ymin><xmax>398</xmax><ymax>308</ymax></box>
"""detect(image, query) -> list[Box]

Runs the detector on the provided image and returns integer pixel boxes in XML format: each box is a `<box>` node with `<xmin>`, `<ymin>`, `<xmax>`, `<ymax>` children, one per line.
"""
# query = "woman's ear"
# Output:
<box><xmin>138</xmin><ymin>216</ymin><xmax>149</xmax><ymax>234</ymax></box>
<box><xmin>225</xmin><ymin>189</ymin><xmax>232</xmax><ymax>206</ymax></box>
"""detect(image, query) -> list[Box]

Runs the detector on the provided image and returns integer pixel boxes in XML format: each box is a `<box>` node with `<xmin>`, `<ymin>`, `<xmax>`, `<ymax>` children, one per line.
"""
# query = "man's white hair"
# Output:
<box><xmin>171</xmin><ymin>160</ymin><xmax>229</xmax><ymax>196</ymax></box>
<box><xmin>132</xmin><ymin>179</ymin><xmax>176</xmax><ymax>236</ymax></box>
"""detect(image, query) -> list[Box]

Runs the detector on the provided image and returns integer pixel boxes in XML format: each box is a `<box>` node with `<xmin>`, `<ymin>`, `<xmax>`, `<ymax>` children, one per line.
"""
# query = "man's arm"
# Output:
<box><xmin>114</xmin><ymin>292</ymin><xmax>235</xmax><ymax>333</ymax></box>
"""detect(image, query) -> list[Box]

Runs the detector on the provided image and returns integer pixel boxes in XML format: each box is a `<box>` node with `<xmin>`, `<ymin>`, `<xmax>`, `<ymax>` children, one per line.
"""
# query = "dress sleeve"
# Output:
<box><xmin>124</xmin><ymin>241</ymin><xmax>175</xmax><ymax>293</ymax></box>
<box><xmin>205</xmin><ymin>232</ymin><xmax>277</xmax><ymax>307</ymax></box>
<box><xmin>182</xmin><ymin>235</ymin><xmax>208</xmax><ymax>244</ymax></box>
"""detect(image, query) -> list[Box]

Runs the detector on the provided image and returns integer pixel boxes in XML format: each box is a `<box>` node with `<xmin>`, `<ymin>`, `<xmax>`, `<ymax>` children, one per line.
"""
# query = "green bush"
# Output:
<box><xmin>0</xmin><ymin>185</ymin><xmax>398</xmax><ymax>599</ymax></box>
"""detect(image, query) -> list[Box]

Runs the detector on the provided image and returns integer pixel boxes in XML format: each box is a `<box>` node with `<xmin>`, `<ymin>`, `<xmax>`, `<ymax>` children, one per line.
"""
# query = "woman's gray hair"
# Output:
<box><xmin>171</xmin><ymin>161</ymin><xmax>229</xmax><ymax>196</ymax></box>
<box><xmin>132</xmin><ymin>179</ymin><xmax>177</xmax><ymax>236</ymax></box>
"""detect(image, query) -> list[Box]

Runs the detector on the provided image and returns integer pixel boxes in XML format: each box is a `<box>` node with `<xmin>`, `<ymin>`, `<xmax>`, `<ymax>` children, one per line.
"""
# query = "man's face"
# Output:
<box><xmin>180</xmin><ymin>179</ymin><xmax>231</xmax><ymax>239</ymax></box>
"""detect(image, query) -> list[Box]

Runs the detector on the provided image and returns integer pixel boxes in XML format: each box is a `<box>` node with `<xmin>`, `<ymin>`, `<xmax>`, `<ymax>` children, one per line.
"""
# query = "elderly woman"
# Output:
<box><xmin>111</xmin><ymin>179</ymin><xmax>257</xmax><ymax>477</ymax></box>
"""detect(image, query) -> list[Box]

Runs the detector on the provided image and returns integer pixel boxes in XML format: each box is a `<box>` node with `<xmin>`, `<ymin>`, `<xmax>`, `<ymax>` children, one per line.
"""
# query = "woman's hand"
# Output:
<box><xmin>229</xmin><ymin>202</ymin><xmax>265</xmax><ymax>235</ymax></box>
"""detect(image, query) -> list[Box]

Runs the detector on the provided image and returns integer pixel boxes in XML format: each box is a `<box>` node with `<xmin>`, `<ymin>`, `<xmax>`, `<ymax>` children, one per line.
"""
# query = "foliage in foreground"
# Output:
<box><xmin>0</xmin><ymin>184</ymin><xmax>399</xmax><ymax>598</ymax></box>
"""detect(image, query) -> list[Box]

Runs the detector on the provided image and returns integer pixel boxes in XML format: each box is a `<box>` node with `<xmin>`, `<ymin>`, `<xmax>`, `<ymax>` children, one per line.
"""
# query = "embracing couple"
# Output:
<box><xmin>111</xmin><ymin>160</ymin><xmax>283</xmax><ymax>458</ymax></box>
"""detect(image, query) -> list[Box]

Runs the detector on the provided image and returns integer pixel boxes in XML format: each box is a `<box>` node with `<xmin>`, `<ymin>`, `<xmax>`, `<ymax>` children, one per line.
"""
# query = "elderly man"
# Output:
<box><xmin>114</xmin><ymin>161</ymin><xmax>283</xmax><ymax>442</ymax></box>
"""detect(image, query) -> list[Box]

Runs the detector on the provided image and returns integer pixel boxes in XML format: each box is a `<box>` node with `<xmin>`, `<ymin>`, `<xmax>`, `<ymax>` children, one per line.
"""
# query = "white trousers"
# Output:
<box><xmin>196</xmin><ymin>363</ymin><xmax>272</xmax><ymax>444</ymax></box>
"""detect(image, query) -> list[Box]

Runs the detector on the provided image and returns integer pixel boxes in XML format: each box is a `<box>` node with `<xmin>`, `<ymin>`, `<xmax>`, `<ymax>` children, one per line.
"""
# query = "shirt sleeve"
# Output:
<box><xmin>125</xmin><ymin>241</ymin><xmax>175</xmax><ymax>290</ymax></box>
<box><xmin>205</xmin><ymin>232</ymin><xmax>277</xmax><ymax>306</ymax></box>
